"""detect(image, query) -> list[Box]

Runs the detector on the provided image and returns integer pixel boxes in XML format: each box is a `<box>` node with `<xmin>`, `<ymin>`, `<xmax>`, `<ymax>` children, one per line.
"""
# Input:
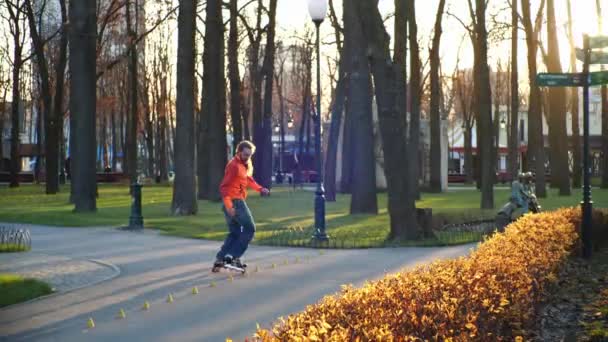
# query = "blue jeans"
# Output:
<box><xmin>216</xmin><ymin>200</ymin><xmax>256</xmax><ymax>260</ymax></box>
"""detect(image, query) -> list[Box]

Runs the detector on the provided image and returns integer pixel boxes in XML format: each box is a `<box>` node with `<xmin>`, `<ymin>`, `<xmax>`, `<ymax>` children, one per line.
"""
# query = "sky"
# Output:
<box><xmin>2</xmin><ymin>0</ymin><xmax>607</xmax><ymax>109</ymax></box>
<box><xmin>276</xmin><ymin>0</ymin><xmax>607</xmax><ymax>74</ymax></box>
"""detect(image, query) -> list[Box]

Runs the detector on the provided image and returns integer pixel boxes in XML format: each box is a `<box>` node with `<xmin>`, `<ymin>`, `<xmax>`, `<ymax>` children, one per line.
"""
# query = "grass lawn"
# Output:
<box><xmin>0</xmin><ymin>273</ymin><xmax>53</xmax><ymax>308</ymax></box>
<box><xmin>0</xmin><ymin>184</ymin><xmax>606</xmax><ymax>247</ymax></box>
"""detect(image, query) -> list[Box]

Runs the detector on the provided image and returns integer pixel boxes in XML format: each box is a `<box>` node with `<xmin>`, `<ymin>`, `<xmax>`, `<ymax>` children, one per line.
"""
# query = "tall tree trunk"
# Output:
<box><xmin>0</xmin><ymin>88</ymin><xmax>6</xmax><ymax>163</ymax></box>
<box><xmin>325</xmin><ymin>0</ymin><xmax>345</xmax><ymax>202</ymax></box>
<box><xmin>509</xmin><ymin>0</ymin><xmax>519</xmax><ymax>182</ymax></box>
<box><xmin>596</xmin><ymin>0</ymin><xmax>608</xmax><ymax>188</ymax></box>
<box><xmin>429</xmin><ymin>0</ymin><xmax>446</xmax><ymax>192</ymax></box>
<box><xmin>241</xmin><ymin>85</ymin><xmax>250</xmax><ymax>141</ymax></box>
<box><xmin>394</xmin><ymin>0</ymin><xmax>410</xmax><ymax>196</ymax></box>
<box><xmin>159</xmin><ymin>75</ymin><xmax>168</xmax><ymax>182</ymax></box>
<box><xmin>546</xmin><ymin>0</ymin><xmax>570</xmax><ymax>195</ymax></box>
<box><xmin>8</xmin><ymin>4</ymin><xmax>22</xmax><ymax>188</ymax></box>
<box><xmin>69</xmin><ymin>0</ymin><xmax>97</xmax><ymax>211</ymax></box>
<box><xmin>356</xmin><ymin>0</ymin><xmax>417</xmax><ymax>239</ymax></box>
<box><xmin>493</xmin><ymin>71</ymin><xmax>501</xmax><ymax>179</ymax></box>
<box><xmin>473</xmin><ymin>0</ymin><xmax>494</xmax><ymax>209</ymax></box>
<box><xmin>254</xmin><ymin>0</ymin><xmax>277</xmax><ymax>189</ymax></box>
<box><xmin>26</xmin><ymin>0</ymin><xmax>66</xmax><ymax>193</ymax></box>
<box><xmin>408</xmin><ymin>0</ymin><xmax>421</xmax><ymax>200</ymax></box>
<box><xmin>144</xmin><ymin>84</ymin><xmax>154</xmax><ymax>177</ymax></box>
<box><xmin>325</xmin><ymin>57</ymin><xmax>346</xmax><ymax>201</ymax></box>
<box><xmin>111</xmin><ymin>111</ymin><xmax>117</xmax><ymax>171</ymax></box>
<box><xmin>228</xmin><ymin>0</ymin><xmax>243</xmax><ymax>152</ymax></box>
<box><xmin>565</xmin><ymin>0</ymin><xmax>581</xmax><ymax>188</ymax></box>
<box><xmin>55</xmin><ymin>0</ymin><xmax>68</xmax><ymax>186</ymax></box>
<box><xmin>200</xmin><ymin>0</ymin><xmax>228</xmax><ymax>201</ymax></box>
<box><xmin>345</xmin><ymin>1</ymin><xmax>377</xmax><ymax>214</ymax></box>
<box><xmin>296</xmin><ymin>98</ymin><xmax>306</xmax><ymax>186</ymax></box>
<box><xmin>521</xmin><ymin>0</ymin><xmax>546</xmax><ymax>197</ymax></box>
<box><xmin>172</xmin><ymin>0</ymin><xmax>198</xmax><ymax>215</ymax></box>
<box><xmin>125</xmin><ymin>0</ymin><xmax>139</xmax><ymax>183</ymax></box>
<box><xmin>464</xmin><ymin>126</ymin><xmax>474</xmax><ymax>182</ymax></box>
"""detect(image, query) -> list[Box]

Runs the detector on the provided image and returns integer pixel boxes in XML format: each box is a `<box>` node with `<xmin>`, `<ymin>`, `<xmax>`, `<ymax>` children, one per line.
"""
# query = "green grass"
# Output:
<box><xmin>0</xmin><ymin>243</ymin><xmax>29</xmax><ymax>253</ymax></box>
<box><xmin>0</xmin><ymin>273</ymin><xmax>53</xmax><ymax>308</ymax></box>
<box><xmin>0</xmin><ymin>184</ymin><xmax>606</xmax><ymax>247</ymax></box>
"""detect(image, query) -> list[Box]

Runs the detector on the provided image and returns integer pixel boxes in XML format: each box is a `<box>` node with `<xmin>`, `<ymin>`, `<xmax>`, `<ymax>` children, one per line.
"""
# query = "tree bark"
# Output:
<box><xmin>545</xmin><ymin>0</ymin><xmax>570</xmax><ymax>195</ymax></box>
<box><xmin>125</xmin><ymin>0</ymin><xmax>139</xmax><ymax>183</ymax></box>
<box><xmin>407</xmin><ymin>0</ymin><xmax>421</xmax><ymax>200</ymax></box>
<box><xmin>25</xmin><ymin>0</ymin><xmax>58</xmax><ymax>193</ymax></box>
<box><xmin>356</xmin><ymin>0</ymin><xmax>417</xmax><ymax>239</ymax></box>
<box><xmin>564</xmin><ymin>0</ymin><xmax>581</xmax><ymax>188</ymax></box>
<box><xmin>254</xmin><ymin>0</ymin><xmax>277</xmax><ymax>189</ymax></box>
<box><xmin>228</xmin><ymin>0</ymin><xmax>243</xmax><ymax>152</ymax></box>
<box><xmin>111</xmin><ymin>111</ymin><xmax>117</xmax><ymax>171</ymax></box>
<box><xmin>429</xmin><ymin>0</ymin><xmax>446</xmax><ymax>192</ymax></box>
<box><xmin>521</xmin><ymin>0</ymin><xmax>546</xmax><ymax>197</ymax></box>
<box><xmin>171</xmin><ymin>0</ymin><xmax>198</xmax><ymax>215</ymax></box>
<box><xmin>200</xmin><ymin>0</ymin><xmax>228</xmax><ymax>201</ymax></box>
<box><xmin>509</xmin><ymin>0</ymin><xmax>519</xmax><ymax>182</ymax></box>
<box><xmin>344</xmin><ymin>1</ymin><xmax>377</xmax><ymax>214</ymax></box>
<box><xmin>596</xmin><ymin>0</ymin><xmax>608</xmax><ymax>188</ymax></box>
<box><xmin>472</xmin><ymin>0</ymin><xmax>494</xmax><ymax>209</ymax></box>
<box><xmin>7</xmin><ymin>0</ymin><xmax>23</xmax><ymax>188</ymax></box>
<box><xmin>69</xmin><ymin>0</ymin><xmax>97</xmax><ymax>211</ymax></box>
<box><xmin>324</xmin><ymin>0</ymin><xmax>345</xmax><ymax>202</ymax></box>
<box><xmin>143</xmin><ymin>79</ymin><xmax>154</xmax><ymax>177</ymax></box>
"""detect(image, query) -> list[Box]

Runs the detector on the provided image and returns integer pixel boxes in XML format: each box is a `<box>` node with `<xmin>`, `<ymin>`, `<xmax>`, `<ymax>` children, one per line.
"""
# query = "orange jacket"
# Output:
<box><xmin>219</xmin><ymin>156</ymin><xmax>263</xmax><ymax>209</ymax></box>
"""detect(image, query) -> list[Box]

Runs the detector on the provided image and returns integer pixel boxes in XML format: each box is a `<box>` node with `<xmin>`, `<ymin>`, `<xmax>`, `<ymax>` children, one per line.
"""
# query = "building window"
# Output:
<box><xmin>519</xmin><ymin>119</ymin><xmax>525</xmax><ymax>142</ymax></box>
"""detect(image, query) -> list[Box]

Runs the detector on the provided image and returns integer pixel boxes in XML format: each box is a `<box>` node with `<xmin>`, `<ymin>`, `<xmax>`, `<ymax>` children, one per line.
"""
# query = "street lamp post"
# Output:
<box><xmin>581</xmin><ymin>34</ymin><xmax>593</xmax><ymax>259</ymax></box>
<box><xmin>308</xmin><ymin>0</ymin><xmax>328</xmax><ymax>242</ymax></box>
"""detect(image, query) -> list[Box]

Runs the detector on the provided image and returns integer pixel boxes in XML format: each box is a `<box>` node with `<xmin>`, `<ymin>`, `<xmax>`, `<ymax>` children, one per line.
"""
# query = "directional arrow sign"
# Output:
<box><xmin>589</xmin><ymin>35</ymin><xmax>608</xmax><ymax>49</ymax></box>
<box><xmin>576</xmin><ymin>48</ymin><xmax>608</xmax><ymax>64</ymax></box>
<box><xmin>536</xmin><ymin>72</ymin><xmax>587</xmax><ymax>87</ymax></box>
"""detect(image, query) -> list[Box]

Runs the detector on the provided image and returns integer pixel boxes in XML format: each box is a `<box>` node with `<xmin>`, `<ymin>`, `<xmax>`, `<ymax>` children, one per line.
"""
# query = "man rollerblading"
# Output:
<box><xmin>212</xmin><ymin>141</ymin><xmax>269</xmax><ymax>273</ymax></box>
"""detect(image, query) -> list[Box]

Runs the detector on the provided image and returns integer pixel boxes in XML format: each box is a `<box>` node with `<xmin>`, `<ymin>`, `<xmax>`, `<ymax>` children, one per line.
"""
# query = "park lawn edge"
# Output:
<box><xmin>0</xmin><ymin>274</ymin><xmax>53</xmax><ymax>308</ymax></box>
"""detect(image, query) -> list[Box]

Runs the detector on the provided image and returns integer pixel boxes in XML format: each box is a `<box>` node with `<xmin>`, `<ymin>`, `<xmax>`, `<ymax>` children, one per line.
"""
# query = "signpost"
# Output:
<box><xmin>537</xmin><ymin>34</ymin><xmax>608</xmax><ymax>259</ymax></box>
<box><xmin>536</xmin><ymin>71</ymin><xmax>608</xmax><ymax>87</ymax></box>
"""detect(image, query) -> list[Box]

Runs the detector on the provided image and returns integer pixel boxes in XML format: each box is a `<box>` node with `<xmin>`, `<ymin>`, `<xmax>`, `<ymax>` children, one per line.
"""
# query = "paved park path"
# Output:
<box><xmin>0</xmin><ymin>225</ymin><xmax>474</xmax><ymax>342</ymax></box>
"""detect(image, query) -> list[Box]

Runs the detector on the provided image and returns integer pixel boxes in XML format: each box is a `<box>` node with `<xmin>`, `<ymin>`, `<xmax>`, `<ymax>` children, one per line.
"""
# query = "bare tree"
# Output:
<box><xmin>521</xmin><ymin>0</ymin><xmax>547</xmax><ymax>197</ymax></box>
<box><xmin>324</xmin><ymin>0</ymin><xmax>345</xmax><ymax>202</ymax></box>
<box><xmin>468</xmin><ymin>0</ymin><xmax>494</xmax><ymax>209</ymax></box>
<box><xmin>597</xmin><ymin>0</ymin><xmax>608</xmax><ymax>188</ymax></box>
<box><xmin>69</xmin><ymin>0</ymin><xmax>97</xmax><ymax>211</ymax></box>
<box><xmin>408</xmin><ymin>0</ymin><xmax>421</xmax><ymax>200</ymax></box>
<box><xmin>227</xmin><ymin>0</ymin><xmax>243</xmax><ymax>151</ymax></box>
<box><xmin>429</xmin><ymin>0</ymin><xmax>446</xmax><ymax>192</ymax></box>
<box><xmin>24</xmin><ymin>0</ymin><xmax>68</xmax><ymax>194</ymax></box>
<box><xmin>545</xmin><ymin>0</ymin><xmax>570</xmax><ymax>195</ymax></box>
<box><xmin>508</xmin><ymin>0</ymin><xmax>519</xmax><ymax>181</ymax></box>
<box><xmin>199</xmin><ymin>0</ymin><xmax>228</xmax><ymax>201</ymax></box>
<box><xmin>2</xmin><ymin>0</ymin><xmax>27</xmax><ymax>187</ymax></box>
<box><xmin>354</xmin><ymin>0</ymin><xmax>418</xmax><ymax>239</ymax></box>
<box><xmin>171</xmin><ymin>0</ymin><xmax>198</xmax><ymax>215</ymax></box>
<box><xmin>344</xmin><ymin>0</ymin><xmax>377</xmax><ymax>214</ymax></box>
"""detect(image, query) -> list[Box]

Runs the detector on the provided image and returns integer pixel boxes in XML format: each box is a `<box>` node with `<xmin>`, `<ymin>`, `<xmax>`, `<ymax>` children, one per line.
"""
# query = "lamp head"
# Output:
<box><xmin>307</xmin><ymin>0</ymin><xmax>327</xmax><ymax>24</ymax></box>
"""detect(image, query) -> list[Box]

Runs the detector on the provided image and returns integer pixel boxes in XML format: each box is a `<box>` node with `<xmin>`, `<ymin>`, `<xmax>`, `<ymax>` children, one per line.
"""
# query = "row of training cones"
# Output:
<box><xmin>84</xmin><ymin>254</ymin><xmax>321</xmax><ymax>329</ymax></box>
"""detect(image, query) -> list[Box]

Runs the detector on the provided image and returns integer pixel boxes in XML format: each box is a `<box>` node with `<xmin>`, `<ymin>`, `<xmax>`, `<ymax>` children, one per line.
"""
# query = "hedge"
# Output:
<box><xmin>254</xmin><ymin>209</ymin><xmax>583</xmax><ymax>341</ymax></box>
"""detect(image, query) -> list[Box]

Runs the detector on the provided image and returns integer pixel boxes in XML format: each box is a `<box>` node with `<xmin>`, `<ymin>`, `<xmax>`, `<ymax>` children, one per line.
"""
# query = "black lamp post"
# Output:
<box><xmin>307</xmin><ymin>0</ymin><xmax>328</xmax><ymax>242</ymax></box>
<box><xmin>581</xmin><ymin>34</ymin><xmax>593</xmax><ymax>259</ymax></box>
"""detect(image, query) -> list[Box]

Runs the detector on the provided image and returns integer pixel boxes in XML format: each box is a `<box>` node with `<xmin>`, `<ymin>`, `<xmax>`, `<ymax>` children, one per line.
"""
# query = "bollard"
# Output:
<box><xmin>128</xmin><ymin>182</ymin><xmax>144</xmax><ymax>230</ymax></box>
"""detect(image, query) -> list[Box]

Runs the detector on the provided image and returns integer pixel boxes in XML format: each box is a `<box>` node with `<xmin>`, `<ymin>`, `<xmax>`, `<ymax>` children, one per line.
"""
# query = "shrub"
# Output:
<box><xmin>254</xmin><ymin>209</ymin><xmax>582</xmax><ymax>341</ymax></box>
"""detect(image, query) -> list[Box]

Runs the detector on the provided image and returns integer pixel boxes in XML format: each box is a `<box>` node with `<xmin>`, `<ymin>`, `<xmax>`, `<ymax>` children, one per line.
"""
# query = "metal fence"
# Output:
<box><xmin>0</xmin><ymin>226</ymin><xmax>31</xmax><ymax>252</ymax></box>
